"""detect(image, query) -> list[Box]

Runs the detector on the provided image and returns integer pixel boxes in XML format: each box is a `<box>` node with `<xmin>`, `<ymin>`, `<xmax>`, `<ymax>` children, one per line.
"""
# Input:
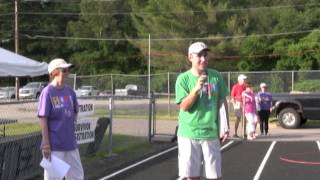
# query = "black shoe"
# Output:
<box><xmin>233</xmin><ymin>134</ymin><xmax>239</xmax><ymax>138</ymax></box>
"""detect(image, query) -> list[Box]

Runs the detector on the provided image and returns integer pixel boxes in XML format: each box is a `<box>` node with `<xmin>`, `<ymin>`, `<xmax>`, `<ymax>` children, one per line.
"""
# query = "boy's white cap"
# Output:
<box><xmin>260</xmin><ymin>82</ymin><xmax>267</xmax><ymax>88</ymax></box>
<box><xmin>188</xmin><ymin>42</ymin><xmax>209</xmax><ymax>54</ymax></box>
<box><xmin>237</xmin><ymin>74</ymin><xmax>247</xmax><ymax>81</ymax></box>
<box><xmin>48</xmin><ymin>58</ymin><xmax>73</xmax><ymax>74</ymax></box>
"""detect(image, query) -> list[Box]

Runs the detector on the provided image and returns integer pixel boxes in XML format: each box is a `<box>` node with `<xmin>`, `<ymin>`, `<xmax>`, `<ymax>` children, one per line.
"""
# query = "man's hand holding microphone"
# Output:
<box><xmin>193</xmin><ymin>71</ymin><xmax>207</xmax><ymax>97</ymax></box>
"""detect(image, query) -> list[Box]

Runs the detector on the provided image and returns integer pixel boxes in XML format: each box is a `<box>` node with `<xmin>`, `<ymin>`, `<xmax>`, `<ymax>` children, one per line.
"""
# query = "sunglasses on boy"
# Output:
<box><xmin>59</xmin><ymin>68</ymin><xmax>69</xmax><ymax>73</ymax></box>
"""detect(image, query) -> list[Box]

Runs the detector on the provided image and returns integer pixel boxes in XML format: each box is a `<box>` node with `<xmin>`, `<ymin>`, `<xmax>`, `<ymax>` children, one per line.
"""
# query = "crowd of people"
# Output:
<box><xmin>38</xmin><ymin>41</ymin><xmax>272</xmax><ymax>180</ymax></box>
<box><xmin>231</xmin><ymin>74</ymin><xmax>273</xmax><ymax>140</ymax></box>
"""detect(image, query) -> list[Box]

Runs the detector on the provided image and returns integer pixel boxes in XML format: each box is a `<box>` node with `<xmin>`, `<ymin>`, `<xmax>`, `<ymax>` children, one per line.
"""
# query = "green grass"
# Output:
<box><xmin>3</xmin><ymin>122</ymin><xmax>152</xmax><ymax>162</ymax></box>
<box><xmin>2</xmin><ymin>123</ymin><xmax>40</xmax><ymax>136</ymax></box>
<box><xmin>78</xmin><ymin>134</ymin><xmax>172</xmax><ymax>180</ymax></box>
<box><xmin>80</xmin><ymin>134</ymin><xmax>151</xmax><ymax>160</ymax></box>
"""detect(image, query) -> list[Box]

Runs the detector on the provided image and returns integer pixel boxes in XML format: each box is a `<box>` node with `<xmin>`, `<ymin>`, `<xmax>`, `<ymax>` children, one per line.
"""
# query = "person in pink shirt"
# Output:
<box><xmin>241</xmin><ymin>82</ymin><xmax>258</xmax><ymax>140</ymax></box>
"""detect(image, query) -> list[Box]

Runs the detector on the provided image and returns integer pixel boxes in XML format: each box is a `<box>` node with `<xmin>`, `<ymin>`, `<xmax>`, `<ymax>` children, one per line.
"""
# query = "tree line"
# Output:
<box><xmin>0</xmin><ymin>0</ymin><xmax>319</xmax><ymax>75</ymax></box>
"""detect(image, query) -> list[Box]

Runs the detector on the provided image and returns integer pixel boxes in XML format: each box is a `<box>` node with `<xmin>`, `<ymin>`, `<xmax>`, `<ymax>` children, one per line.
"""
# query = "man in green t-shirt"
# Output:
<box><xmin>175</xmin><ymin>42</ymin><xmax>229</xmax><ymax>180</ymax></box>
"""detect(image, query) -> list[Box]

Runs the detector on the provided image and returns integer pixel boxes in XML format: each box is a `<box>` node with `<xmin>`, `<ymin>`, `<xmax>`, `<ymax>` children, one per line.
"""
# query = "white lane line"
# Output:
<box><xmin>99</xmin><ymin>145</ymin><xmax>178</xmax><ymax>180</ymax></box>
<box><xmin>221</xmin><ymin>140</ymin><xmax>234</xmax><ymax>151</ymax></box>
<box><xmin>317</xmin><ymin>141</ymin><xmax>320</xmax><ymax>152</ymax></box>
<box><xmin>100</xmin><ymin>140</ymin><xmax>235</xmax><ymax>180</ymax></box>
<box><xmin>253</xmin><ymin>141</ymin><xmax>277</xmax><ymax>180</ymax></box>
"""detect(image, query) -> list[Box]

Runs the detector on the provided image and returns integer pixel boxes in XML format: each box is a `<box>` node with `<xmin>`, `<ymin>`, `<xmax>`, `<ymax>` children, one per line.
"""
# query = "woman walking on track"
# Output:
<box><xmin>257</xmin><ymin>83</ymin><xmax>272</xmax><ymax>135</ymax></box>
<box><xmin>38</xmin><ymin>58</ymin><xmax>84</xmax><ymax>180</ymax></box>
<box><xmin>242</xmin><ymin>82</ymin><xmax>258</xmax><ymax>140</ymax></box>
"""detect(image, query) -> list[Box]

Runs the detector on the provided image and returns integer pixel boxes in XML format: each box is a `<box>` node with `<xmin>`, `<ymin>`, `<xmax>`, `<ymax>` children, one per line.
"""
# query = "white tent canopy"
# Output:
<box><xmin>0</xmin><ymin>47</ymin><xmax>48</xmax><ymax>77</ymax></box>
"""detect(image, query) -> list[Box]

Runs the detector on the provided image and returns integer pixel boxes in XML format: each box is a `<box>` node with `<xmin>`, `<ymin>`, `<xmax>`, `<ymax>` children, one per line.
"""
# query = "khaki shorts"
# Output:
<box><xmin>233</xmin><ymin>102</ymin><xmax>243</xmax><ymax>118</ymax></box>
<box><xmin>234</xmin><ymin>108</ymin><xmax>243</xmax><ymax>117</ymax></box>
<box><xmin>178</xmin><ymin>136</ymin><xmax>221</xmax><ymax>179</ymax></box>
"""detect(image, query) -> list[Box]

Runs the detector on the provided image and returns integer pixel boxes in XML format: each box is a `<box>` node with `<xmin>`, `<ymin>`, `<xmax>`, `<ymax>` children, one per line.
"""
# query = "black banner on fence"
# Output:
<box><xmin>0</xmin><ymin>133</ymin><xmax>42</xmax><ymax>180</ymax></box>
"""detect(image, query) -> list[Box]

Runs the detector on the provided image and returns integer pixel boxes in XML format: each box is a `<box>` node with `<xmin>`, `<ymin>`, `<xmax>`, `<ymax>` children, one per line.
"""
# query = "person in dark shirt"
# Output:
<box><xmin>256</xmin><ymin>83</ymin><xmax>272</xmax><ymax>135</ymax></box>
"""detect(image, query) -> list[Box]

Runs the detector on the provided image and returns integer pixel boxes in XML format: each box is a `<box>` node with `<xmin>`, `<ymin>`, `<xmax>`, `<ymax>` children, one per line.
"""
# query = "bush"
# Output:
<box><xmin>294</xmin><ymin>80</ymin><xmax>320</xmax><ymax>92</ymax></box>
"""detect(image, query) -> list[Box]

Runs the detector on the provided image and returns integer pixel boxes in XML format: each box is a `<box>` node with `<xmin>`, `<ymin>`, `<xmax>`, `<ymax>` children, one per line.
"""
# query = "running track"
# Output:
<box><xmin>99</xmin><ymin>140</ymin><xmax>320</xmax><ymax>180</ymax></box>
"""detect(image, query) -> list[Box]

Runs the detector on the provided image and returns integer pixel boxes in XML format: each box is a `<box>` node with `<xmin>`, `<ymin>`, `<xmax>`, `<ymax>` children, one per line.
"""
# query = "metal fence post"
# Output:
<box><xmin>228</xmin><ymin>72</ymin><xmax>231</xmax><ymax>91</ymax></box>
<box><xmin>168</xmin><ymin>72</ymin><xmax>171</xmax><ymax>120</ymax></box>
<box><xmin>73</xmin><ymin>73</ymin><xmax>77</xmax><ymax>90</ymax></box>
<box><xmin>111</xmin><ymin>74</ymin><xmax>114</xmax><ymax>95</ymax></box>
<box><xmin>148</xmin><ymin>92</ymin><xmax>155</xmax><ymax>142</ymax></box>
<box><xmin>292</xmin><ymin>71</ymin><xmax>295</xmax><ymax>92</ymax></box>
<box><xmin>108</xmin><ymin>97</ymin><xmax>113</xmax><ymax>155</ymax></box>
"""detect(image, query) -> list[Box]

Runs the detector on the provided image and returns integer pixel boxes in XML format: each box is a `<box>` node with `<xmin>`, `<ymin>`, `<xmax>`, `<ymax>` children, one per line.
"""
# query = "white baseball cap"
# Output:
<box><xmin>188</xmin><ymin>42</ymin><xmax>210</xmax><ymax>54</ymax></box>
<box><xmin>48</xmin><ymin>58</ymin><xmax>73</xmax><ymax>74</ymax></box>
<box><xmin>260</xmin><ymin>82</ymin><xmax>267</xmax><ymax>88</ymax></box>
<box><xmin>237</xmin><ymin>74</ymin><xmax>247</xmax><ymax>81</ymax></box>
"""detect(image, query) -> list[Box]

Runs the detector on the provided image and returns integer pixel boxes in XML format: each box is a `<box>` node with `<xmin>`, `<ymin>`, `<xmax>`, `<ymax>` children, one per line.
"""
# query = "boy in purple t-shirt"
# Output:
<box><xmin>38</xmin><ymin>58</ymin><xmax>84</xmax><ymax>180</ymax></box>
<box><xmin>257</xmin><ymin>83</ymin><xmax>272</xmax><ymax>135</ymax></box>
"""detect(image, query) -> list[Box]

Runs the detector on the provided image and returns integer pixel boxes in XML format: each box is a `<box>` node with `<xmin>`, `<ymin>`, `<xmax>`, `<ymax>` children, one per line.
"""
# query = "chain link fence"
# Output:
<box><xmin>71</xmin><ymin>70</ymin><xmax>320</xmax><ymax>134</ymax></box>
<box><xmin>0</xmin><ymin>100</ymin><xmax>41</xmax><ymax>179</ymax></box>
<box><xmin>0</xmin><ymin>95</ymin><xmax>154</xmax><ymax>179</ymax></box>
<box><xmin>0</xmin><ymin>70</ymin><xmax>319</xmax><ymax>179</ymax></box>
<box><xmin>71</xmin><ymin>70</ymin><xmax>320</xmax><ymax>95</ymax></box>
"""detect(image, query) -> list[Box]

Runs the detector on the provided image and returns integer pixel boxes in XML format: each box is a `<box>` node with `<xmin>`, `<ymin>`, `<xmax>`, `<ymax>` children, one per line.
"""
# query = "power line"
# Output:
<box><xmin>17</xmin><ymin>0</ymin><xmax>117</xmax><ymax>3</ymax></box>
<box><xmin>0</xmin><ymin>2</ymin><xmax>13</xmax><ymax>7</ymax></box>
<box><xmin>17</xmin><ymin>3</ymin><xmax>320</xmax><ymax>16</ymax></box>
<box><xmin>0</xmin><ymin>13</ymin><xmax>14</xmax><ymax>17</ymax></box>
<box><xmin>149</xmin><ymin>48</ymin><xmax>320</xmax><ymax>60</ymax></box>
<box><xmin>20</xmin><ymin>29</ymin><xmax>320</xmax><ymax>41</ymax></box>
<box><xmin>21</xmin><ymin>0</ymin><xmax>79</xmax><ymax>2</ymax></box>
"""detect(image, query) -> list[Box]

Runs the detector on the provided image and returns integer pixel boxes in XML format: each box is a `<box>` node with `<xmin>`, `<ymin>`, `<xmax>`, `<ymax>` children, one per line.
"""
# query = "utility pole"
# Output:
<box><xmin>14</xmin><ymin>0</ymin><xmax>20</xmax><ymax>100</ymax></box>
<box><xmin>148</xmin><ymin>34</ymin><xmax>151</xmax><ymax>98</ymax></box>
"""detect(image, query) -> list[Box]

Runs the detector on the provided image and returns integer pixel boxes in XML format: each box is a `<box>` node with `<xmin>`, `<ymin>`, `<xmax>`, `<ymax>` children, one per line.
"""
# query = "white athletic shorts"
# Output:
<box><xmin>178</xmin><ymin>136</ymin><xmax>221</xmax><ymax>179</ymax></box>
<box><xmin>44</xmin><ymin>149</ymin><xmax>84</xmax><ymax>180</ymax></box>
<box><xmin>245</xmin><ymin>113</ymin><xmax>258</xmax><ymax>134</ymax></box>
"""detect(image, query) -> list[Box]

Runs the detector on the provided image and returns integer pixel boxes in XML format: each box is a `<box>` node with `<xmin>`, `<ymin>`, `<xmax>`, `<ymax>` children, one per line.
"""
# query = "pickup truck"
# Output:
<box><xmin>19</xmin><ymin>82</ymin><xmax>48</xmax><ymax>99</ymax></box>
<box><xmin>0</xmin><ymin>87</ymin><xmax>15</xmax><ymax>99</ymax></box>
<box><xmin>115</xmin><ymin>84</ymin><xmax>147</xmax><ymax>96</ymax></box>
<box><xmin>76</xmin><ymin>86</ymin><xmax>99</xmax><ymax>97</ymax></box>
<box><xmin>272</xmin><ymin>93</ymin><xmax>320</xmax><ymax>129</ymax></box>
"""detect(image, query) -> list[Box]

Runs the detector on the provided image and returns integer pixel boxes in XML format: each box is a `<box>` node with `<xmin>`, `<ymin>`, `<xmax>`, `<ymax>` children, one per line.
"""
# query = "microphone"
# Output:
<box><xmin>200</xmin><ymin>70</ymin><xmax>208</xmax><ymax>98</ymax></box>
<box><xmin>203</xmin><ymin>70</ymin><xmax>211</xmax><ymax>98</ymax></box>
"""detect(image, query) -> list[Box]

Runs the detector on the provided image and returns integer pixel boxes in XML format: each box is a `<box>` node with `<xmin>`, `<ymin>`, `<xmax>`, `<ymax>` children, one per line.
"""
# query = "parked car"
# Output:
<box><xmin>19</xmin><ymin>82</ymin><xmax>48</xmax><ymax>99</ymax></box>
<box><xmin>272</xmin><ymin>92</ymin><xmax>320</xmax><ymax>129</ymax></box>
<box><xmin>115</xmin><ymin>84</ymin><xmax>147</xmax><ymax>96</ymax></box>
<box><xmin>98</xmin><ymin>90</ymin><xmax>113</xmax><ymax>96</ymax></box>
<box><xmin>76</xmin><ymin>86</ymin><xmax>99</xmax><ymax>97</ymax></box>
<box><xmin>0</xmin><ymin>86</ymin><xmax>16</xmax><ymax>99</ymax></box>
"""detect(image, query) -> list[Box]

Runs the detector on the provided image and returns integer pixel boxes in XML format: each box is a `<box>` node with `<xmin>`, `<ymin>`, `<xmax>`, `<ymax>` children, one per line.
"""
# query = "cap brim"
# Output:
<box><xmin>202</xmin><ymin>48</ymin><xmax>210</xmax><ymax>52</ymax></box>
<box><xmin>59</xmin><ymin>64</ymin><xmax>74</xmax><ymax>69</ymax></box>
